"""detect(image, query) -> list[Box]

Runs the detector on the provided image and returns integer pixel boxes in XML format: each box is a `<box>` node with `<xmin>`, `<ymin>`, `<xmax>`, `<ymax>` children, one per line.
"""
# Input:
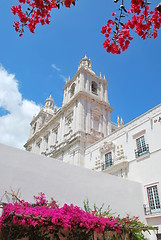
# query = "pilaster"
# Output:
<box><xmin>86</xmin><ymin>102</ymin><xmax>91</xmax><ymax>133</ymax></box>
<box><xmin>100</xmin><ymin>84</ymin><xmax>104</xmax><ymax>101</ymax></box>
<box><xmin>48</xmin><ymin>130</ymin><xmax>53</xmax><ymax>149</ymax></box>
<box><xmin>80</xmin><ymin>73</ymin><xmax>85</xmax><ymax>91</ymax></box>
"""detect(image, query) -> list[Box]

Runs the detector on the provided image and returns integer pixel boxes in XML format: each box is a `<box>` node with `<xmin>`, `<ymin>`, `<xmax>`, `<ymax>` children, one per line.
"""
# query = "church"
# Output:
<box><xmin>24</xmin><ymin>54</ymin><xmax>117</xmax><ymax>164</ymax></box>
<box><xmin>22</xmin><ymin>54</ymin><xmax>161</xmax><ymax>239</ymax></box>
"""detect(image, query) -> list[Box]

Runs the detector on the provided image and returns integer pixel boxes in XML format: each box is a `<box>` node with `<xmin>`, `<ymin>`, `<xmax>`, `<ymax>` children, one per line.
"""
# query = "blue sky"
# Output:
<box><xmin>0</xmin><ymin>0</ymin><xmax>161</xmax><ymax>148</ymax></box>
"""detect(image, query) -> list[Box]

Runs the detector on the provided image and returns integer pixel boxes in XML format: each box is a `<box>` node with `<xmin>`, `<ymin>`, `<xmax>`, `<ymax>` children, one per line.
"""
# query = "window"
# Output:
<box><xmin>105</xmin><ymin>152</ymin><xmax>112</xmax><ymax>168</ymax></box>
<box><xmin>36</xmin><ymin>142</ymin><xmax>41</xmax><ymax>149</ymax></box>
<box><xmin>70</xmin><ymin>83</ymin><xmax>76</xmax><ymax>97</ymax></box>
<box><xmin>135</xmin><ymin>136</ymin><xmax>149</xmax><ymax>158</ymax></box>
<box><xmin>44</xmin><ymin>136</ymin><xmax>48</xmax><ymax>144</ymax></box>
<box><xmin>147</xmin><ymin>185</ymin><xmax>160</xmax><ymax>212</ymax></box>
<box><xmin>157</xmin><ymin>233</ymin><xmax>161</xmax><ymax>240</ymax></box>
<box><xmin>55</xmin><ymin>131</ymin><xmax>58</xmax><ymax>143</ymax></box>
<box><xmin>91</xmin><ymin>81</ymin><xmax>98</xmax><ymax>95</ymax></box>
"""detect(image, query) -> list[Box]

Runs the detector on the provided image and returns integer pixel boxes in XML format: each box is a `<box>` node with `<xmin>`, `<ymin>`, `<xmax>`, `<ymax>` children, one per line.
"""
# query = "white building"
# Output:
<box><xmin>23</xmin><ymin>54</ymin><xmax>161</xmax><ymax>239</ymax></box>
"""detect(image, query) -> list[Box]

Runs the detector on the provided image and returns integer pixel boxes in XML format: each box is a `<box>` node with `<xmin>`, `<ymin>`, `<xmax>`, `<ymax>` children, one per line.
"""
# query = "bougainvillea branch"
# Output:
<box><xmin>11</xmin><ymin>0</ymin><xmax>76</xmax><ymax>37</ymax></box>
<box><xmin>11</xmin><ymin>0</ymin><xmax>161</xmax><ymax>53</ymax></box>
<box><xmin>0</xmin><ymin>192</ymin><xmax>154</xmax><ymax>240</ymax></box>
<box><xmin>101</xmin><ymin>0</ymin><xmax>161</xmax><ymax>54</ymax></box>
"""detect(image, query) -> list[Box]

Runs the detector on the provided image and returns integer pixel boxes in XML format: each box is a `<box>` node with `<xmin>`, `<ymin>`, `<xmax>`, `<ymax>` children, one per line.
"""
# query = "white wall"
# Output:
<box><xmin>0</xmin><ymin>143</ymin><xmax>145</xmax><ymax>221</ymax></box>
<box><xmin>85</xmin><ymin>104</ymin><xmax>161</xmax><ymax>182</ymax></box>
<box><xmin>84</xmin><ymin>104</ymin><xmax>161</xmax><ymax>240</ymax></box>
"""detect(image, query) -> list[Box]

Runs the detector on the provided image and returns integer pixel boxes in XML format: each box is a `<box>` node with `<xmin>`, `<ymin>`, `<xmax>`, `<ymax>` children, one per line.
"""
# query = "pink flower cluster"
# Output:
<box><xmin>102</xmin><ymin>0</ymin><xmax>161</xmax><ymax>54</ymax></box>
<box><xmin>0</xmin><ymin>193</ymin><xmax>121</xmax><ymax>236</ymax></box>
<box><xmin>11</xmin><ymin>0</ymin><xmax>76</xmax><ymax>36</ymax></box>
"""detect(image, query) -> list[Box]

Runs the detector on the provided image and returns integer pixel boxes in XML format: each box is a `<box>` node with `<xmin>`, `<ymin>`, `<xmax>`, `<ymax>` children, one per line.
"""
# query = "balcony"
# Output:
<box><xmin>135</xmin><ymin>144</ymin><xmax>149</xmax><ymax>158</ymax></box>
<box><xmin>101</xmin><ymin>160</ymin><xmax>129</xmax><ymax>175</ymax></box>
<box><xmin>143</xmin><ymin>203</ymin><xmax>161</xmax><ymax>216</ymax></box>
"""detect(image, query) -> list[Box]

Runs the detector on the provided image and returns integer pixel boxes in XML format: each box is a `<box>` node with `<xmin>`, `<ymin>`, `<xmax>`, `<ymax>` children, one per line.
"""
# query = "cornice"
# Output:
<box><xmin>62</xmin><ymin>91</ymin><xmax>113</xmax><ymax>112</ymax></box>
<box><xmin>48</xmin><ymin>134</ymin><xmax>88</xmax><ymax>158</ymax></box>
<box><xmin>25</xmin><ymin>91</ymin><xmax>113</xmax><ymax>147</ymax></box>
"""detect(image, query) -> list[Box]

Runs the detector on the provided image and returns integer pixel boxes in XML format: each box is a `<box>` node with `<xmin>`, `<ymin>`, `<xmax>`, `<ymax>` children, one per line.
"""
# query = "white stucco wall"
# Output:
<box><xmin>84</xmin><ymin>105</ymin><xmax>161</xmax><ymax>203</ymax></box>
<box><xmin>0</xmin><ymin>143</ymin><xmax>145</xmax><ymax>221</ymax></box>
<box><xmin>84</xmin><ymin>104</ymin><xmax>161</xmax><ymax>240</ymax></box>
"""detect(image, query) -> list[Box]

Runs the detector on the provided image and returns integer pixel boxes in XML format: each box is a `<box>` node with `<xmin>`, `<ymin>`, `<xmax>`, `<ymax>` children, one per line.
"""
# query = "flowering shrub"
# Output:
<box><xmin>0</xmin><ymin>192</ymin><xmax>153</xmax><ymax>239</ymax></box>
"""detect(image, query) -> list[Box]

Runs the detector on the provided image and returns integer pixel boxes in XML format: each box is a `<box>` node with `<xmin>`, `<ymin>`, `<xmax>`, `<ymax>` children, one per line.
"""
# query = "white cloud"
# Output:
<box><xmin>59</xmin><ymin>74</ymin><xmax>67</xmax><ymax>82</ymax></box>
<box><xmin>51</xmin><ymin>63</ymin><xmax>61</xmax><ymax>72</ymax></box>
<box><xmin>51</xmin><ymin>63</ymin><xmax>67</xmax><ymax>82</ymax></box>
<box><xmin>0</xmin><ymin>66</ymin><xmax>40</xmax><ymax>149</ymax></box>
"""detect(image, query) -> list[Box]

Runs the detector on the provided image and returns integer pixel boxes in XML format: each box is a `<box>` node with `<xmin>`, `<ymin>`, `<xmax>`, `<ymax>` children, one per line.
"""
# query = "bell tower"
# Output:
<box><xmin>62</xmin><ymin>54</ymin><xmax>113</xmax><ymax>146</ymax></box>
<box><xmin>24</xmin><ymin>55</ymin><xmax>113</xmax><ymax>167</ymax></box>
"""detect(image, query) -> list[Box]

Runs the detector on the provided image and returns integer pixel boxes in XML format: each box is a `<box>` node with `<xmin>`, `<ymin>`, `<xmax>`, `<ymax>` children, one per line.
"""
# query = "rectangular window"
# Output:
<box><xmin>44</xmin><ymin>136</ymin><xmax>48</xmax><ymax>144</ymax></box>
<box><xmin>135</xmin><ymin>136</ymin><xmax>149</xmax><ymax>158</ymax></box>
<box><xmin>105</xmin><ymin>152</ymin><xmax>112</xmax><ymax>168</ymax></box>
<box><xmin>157</xmin><ymin>233</ymin><xmax>161</xmax><ymax>240</ymax></box>
<box><xmin>147</xmin><ymin>185</ymin><xmax>160</xmax><ymax>212</ymax></box>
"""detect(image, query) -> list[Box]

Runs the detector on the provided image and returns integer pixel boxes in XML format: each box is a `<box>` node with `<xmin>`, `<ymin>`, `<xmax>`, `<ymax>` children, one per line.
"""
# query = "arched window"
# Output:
<box><xmin>91</xmin><ymin>81</ymin><xmax>98</xmax><ymax>95</ymax></box>
<box><xmin>70</xmin><ymin>83</ymin><xmax>76</xmax><ymax>97</ymax></box>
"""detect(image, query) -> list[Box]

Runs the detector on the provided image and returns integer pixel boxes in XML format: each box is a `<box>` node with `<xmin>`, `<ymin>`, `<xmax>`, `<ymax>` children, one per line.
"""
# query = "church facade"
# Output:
<box><xmin>24</xmin><ymin>55</ymin><xmax>161</xmax><ymax>239</ymax></box>
<box><xmin>24</xmin><ymin>54</ymin><xmax>115</xmax><ymax>166</ymax></box>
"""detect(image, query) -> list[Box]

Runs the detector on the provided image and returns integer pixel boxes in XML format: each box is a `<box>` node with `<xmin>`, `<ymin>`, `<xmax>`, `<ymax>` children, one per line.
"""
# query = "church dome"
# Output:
<box><xmin>44</xmin><ymin>95</ymin><xmax>54</xmax><ymax>110</ymax></box>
